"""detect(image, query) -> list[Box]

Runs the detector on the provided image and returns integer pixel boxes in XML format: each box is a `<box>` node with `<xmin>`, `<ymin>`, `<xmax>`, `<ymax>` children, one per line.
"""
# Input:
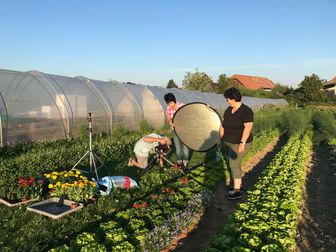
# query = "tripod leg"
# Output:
<box><xmin>93</xmin><ymin>152</ymin><xmax>106</xmax><ymax>169</ymax></box>
<box><xmin>90</xmin><ymin>151</ymin><xmax>99</xmax><ymax>180</ymax></box>
<box><xmin>71</xmin><ymin>151</ymin><xmax>90</xmax><ymax>170</ymax></box>
<box><xmin>161</xmin><ymin>156</ymin><xmax>174</xmax><ymax>166</ymax></box>
<box><xmin>141</xmin><ymin>156</ymin><xmax>157</xmax><ymax>176</ymax></box>
<box><xmin>186</xmin><ymin>163</ymin><xmax>204</xmax><ymax>172</ymax></box>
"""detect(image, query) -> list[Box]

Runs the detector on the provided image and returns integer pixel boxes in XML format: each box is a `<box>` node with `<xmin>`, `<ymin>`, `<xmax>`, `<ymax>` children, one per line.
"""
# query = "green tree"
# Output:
<box><xmin>166</xmin><ymin>79</ymin><xmax>178</xmax><ymax>88</ymax></box>
<box><xmin>274</xmin><ymin>83</ymin><xmax>289</xmax><ymax>95</ymax></box>
<box><xmin>297</xmin><ymin>74</ymin><xmax>324</xmax><ymax>102</ymax></box>
<box><xmin>182</xmin><ymin>69</ymin><xmax>213</xmax><ymax>92</ymax></box>
<box><xmin>213</xmin><ymin>74</ymin><xmax>232</xmax><ymax>94</ymax></box>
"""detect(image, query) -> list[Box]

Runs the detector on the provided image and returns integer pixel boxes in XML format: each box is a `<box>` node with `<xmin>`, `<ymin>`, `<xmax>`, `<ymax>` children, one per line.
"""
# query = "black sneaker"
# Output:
<box><xmin>227</xmin><ymin>191</ymin><xmax>243</xmax><ymax>200</ymax></box>
<box><xmin>228</xmin><ymin>186</ymin><xmax>244</xmax><ymax>195</ymax></box>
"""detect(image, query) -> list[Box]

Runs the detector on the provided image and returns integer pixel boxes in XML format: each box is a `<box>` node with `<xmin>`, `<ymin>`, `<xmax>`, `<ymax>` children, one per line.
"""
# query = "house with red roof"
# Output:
<box><xmin>230</xmin><ymin>74</ymin><xmax>276</xmax><ymax>91</ymax></box>
<box><xmin>323</xmin><ymin>76</ymin><xmax>336</xmax><ymax>94</ymax></box>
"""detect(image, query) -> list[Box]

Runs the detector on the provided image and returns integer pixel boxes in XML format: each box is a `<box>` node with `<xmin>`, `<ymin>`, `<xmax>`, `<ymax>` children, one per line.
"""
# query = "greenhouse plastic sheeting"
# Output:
<box><xmin>0</xmin><ymin>69</ymin><xmax>288</xmax><ymax>146</ymax></box>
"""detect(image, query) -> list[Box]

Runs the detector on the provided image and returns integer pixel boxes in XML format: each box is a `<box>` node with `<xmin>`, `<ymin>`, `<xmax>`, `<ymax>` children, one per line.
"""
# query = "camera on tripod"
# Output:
<box><xmin>155</xmin><ymin>142</ymin><xmax>170</xmax><ymax>155</ymax></box>
<box><xmin>150</xmin><ymin>142</ymin><xmax>172</xmax><ymax>167</ymax></box>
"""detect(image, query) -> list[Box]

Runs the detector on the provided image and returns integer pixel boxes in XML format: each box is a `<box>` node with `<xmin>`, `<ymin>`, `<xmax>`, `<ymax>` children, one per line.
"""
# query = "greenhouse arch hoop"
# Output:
<box><xmin>0</xmin><ymin>69</ymin><xmax>288</xmax><ymax>146</ymax></box>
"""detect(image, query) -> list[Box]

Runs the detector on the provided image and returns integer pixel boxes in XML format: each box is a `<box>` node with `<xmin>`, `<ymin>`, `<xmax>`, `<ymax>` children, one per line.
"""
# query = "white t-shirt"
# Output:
<box><xmin>134</xmin><ymin>133</ymin><xmax>163</xmax><ymax>157</ymax></box>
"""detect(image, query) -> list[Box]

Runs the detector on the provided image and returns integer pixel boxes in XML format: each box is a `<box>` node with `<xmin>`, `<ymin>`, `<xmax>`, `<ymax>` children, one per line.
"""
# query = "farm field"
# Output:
<box><xmin>0</xmin><ymin>107</ymin><xmax>335</xmax><ymax>252</ymax></box>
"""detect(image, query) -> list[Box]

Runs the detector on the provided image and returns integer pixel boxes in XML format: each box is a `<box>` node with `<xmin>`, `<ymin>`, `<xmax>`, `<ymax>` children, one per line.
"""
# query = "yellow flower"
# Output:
<box><xmin>56</xmin><ymin>181</ymin><xmax>61</xmax><ymax>187</ymax></box>
<box><xmin>76</xmin><ymin>170</ymin><xmax>81</xmax><ymax>175</ymax></box>
<box><xmin>52</xmin><ymin>175</ymin><xmax>57</xmax><ymax>180</ymax></box>
<box><xmin>48</xmin><ymin>183</ymin><xmax>54</xmax><ymax>189</ymax></box>
<box><xmin>45</xmin><ymin>174</ymin><xmax>51</xmax><ymax>178</ymax></box>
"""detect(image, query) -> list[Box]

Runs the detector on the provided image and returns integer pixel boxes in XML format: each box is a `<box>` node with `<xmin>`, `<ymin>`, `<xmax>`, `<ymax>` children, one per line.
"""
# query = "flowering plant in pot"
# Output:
<box><xmin>0</xmin><ymin>176</ymin><xmax>45</xmax><ymax>202</ymax></box>
<box><xmin>45</xmin><ymin>170</ymin><xmax>96</xmax><ymax>202</ymax></box>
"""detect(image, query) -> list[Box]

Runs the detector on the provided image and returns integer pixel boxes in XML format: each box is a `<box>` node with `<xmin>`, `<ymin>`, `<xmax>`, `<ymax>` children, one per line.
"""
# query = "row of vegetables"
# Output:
<box><xmin>204</xmin><ymin>131</ymin><xmax>312</xmax><ymax>252</ymax></box>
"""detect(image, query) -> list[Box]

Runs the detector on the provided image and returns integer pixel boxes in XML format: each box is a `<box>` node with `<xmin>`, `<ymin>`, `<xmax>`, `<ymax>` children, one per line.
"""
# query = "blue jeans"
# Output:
<box><xmin>173</xmin><ymin>130</ymin><xmax>189</xmax><ymax>164</ymax></box>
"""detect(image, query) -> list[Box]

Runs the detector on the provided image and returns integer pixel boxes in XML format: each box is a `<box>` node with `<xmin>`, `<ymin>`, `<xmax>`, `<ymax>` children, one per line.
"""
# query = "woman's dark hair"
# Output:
<box><xmin>223</xmin><ymin>87</ymin><xmax>242</xmax><ymax>102</ymax></box>
<box><xmin>164</xmin><ymin>93</ymin><xmax>176</xmax><ymax>104</ymax></box>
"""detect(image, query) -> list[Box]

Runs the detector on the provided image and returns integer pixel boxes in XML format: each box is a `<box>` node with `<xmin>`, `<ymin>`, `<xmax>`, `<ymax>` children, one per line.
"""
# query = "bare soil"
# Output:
<box><xmin>296</xmin><ymin>145</ymin><xmax>336</xmax><ymax>252</ymax></box>
<box><xmin>175</xmin><ymin>135</ymin><xmax>288</xmax><ymax>252</ymax></box>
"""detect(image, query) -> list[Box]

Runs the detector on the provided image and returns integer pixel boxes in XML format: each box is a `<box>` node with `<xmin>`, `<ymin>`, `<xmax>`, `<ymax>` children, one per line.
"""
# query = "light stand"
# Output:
<box><xmin>71</xmin><ymin>112</ymin><xmax>105</xmax><ymax>179</ymax></box>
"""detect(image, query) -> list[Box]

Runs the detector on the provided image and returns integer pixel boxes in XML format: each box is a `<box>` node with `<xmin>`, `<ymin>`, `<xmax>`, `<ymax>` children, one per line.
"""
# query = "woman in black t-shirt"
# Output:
<box><xmin>217</xmin><ymin>87</ymin><xmax>254</xmax><ymax>200</ymax></box>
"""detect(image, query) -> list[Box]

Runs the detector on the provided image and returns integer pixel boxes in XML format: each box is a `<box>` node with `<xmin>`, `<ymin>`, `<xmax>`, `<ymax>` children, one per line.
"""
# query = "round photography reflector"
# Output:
<box><xmin>172</xmin><ymin>102</ymin><xmax>221</xmax><ymax>152</ymax></box>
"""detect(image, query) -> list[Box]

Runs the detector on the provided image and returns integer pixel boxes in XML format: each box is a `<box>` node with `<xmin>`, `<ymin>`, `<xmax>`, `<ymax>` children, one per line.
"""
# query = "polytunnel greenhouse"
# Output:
<box><xmin>0</xmin><ymin>69</ymin><xmax>288</xmax><ymax>146</ymax></box>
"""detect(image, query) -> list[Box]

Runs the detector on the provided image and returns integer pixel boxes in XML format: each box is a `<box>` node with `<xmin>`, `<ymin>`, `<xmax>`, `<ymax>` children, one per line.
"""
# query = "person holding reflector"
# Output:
<box><xmin>164</xmin><ymin>93</ymin><xmax>190</xmax><ymax>168</ymax></box>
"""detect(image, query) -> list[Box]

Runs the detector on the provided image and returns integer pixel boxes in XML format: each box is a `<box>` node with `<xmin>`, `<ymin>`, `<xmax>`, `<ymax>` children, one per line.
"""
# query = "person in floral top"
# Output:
<box><xmin>164</xmin><ymin>92</ymin><xmax>189</xmax><ymax>168</ymax></box>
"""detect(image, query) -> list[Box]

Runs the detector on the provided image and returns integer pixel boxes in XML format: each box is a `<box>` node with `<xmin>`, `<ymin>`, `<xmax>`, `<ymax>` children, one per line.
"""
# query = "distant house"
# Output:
<box><xmin>323</xmin><ymin>76</ymin><xmax>336</xmax><ymax>94</ymax></box>
<box><xmin>230</xmin><ymin>74</ymin><xmax>275</xmax><ymax>91</ymax></box>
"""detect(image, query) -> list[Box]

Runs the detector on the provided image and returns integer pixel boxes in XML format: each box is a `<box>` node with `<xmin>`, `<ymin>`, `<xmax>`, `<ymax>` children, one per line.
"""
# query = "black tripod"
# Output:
<box><xmin>71</xmin><ymin>112</ymin><xmax>105</xmax><ymax>179</ymax></box>
<box><xmin>140</xmin><ymin>145</ymin><xmax>174</xmax><ymax>175</ymax></box>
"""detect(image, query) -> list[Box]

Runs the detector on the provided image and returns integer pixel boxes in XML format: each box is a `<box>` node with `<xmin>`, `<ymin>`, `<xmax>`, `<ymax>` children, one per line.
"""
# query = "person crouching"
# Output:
<box><xmin>128</xmin><ymin>133</ymin><xmax>172</xmax><ymax>169</ymax></box>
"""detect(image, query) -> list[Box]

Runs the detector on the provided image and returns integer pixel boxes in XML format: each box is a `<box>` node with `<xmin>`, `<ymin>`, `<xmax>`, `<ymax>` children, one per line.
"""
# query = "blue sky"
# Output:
<box><xmin>1</xmin><ymin>0</ymin><xmax>336</xmax><ymax>88</ymax></box>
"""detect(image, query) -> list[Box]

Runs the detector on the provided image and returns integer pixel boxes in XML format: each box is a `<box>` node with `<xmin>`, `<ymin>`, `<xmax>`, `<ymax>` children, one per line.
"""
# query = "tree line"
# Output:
<box><xmin>165</xmin><ymin>70</ymin><xmax>336</xmax><ymax>105</ymax></box>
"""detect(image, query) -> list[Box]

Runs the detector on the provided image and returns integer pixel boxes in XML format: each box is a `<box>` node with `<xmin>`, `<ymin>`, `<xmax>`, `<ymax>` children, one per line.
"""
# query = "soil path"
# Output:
<box><xmin>175</xmin><ymin>135</ymin><xmax>288</xmax><ymax>252</ymax></box>
<box><xmin>296</xmin><ymin>145</ymin><xmax>336</xmax><ymax>252</ymax></box>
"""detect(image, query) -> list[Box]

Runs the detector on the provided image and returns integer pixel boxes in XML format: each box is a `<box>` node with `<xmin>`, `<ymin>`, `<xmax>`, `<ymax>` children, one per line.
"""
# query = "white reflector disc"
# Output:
<box><xmin>173</xmin><ymin>102</ymin><xmax>221</xmax><ymax>152</ymax></box>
